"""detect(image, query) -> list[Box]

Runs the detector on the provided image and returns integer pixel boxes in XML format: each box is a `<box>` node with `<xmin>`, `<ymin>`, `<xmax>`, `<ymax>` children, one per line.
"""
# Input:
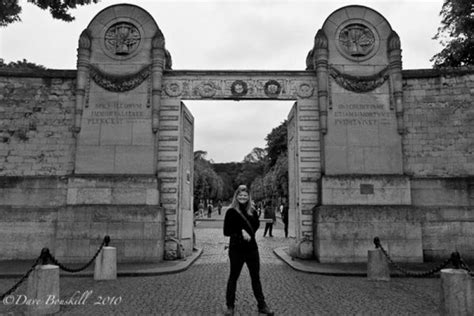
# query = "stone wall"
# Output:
<box><xmin>0</xmin><ymin>176</ymin><xmax>164</xmax><ymax>262</ymax></box>
<box><xmin>403</xmin><ymin>68</ymin><xmax>474</xmax><ymax>177</ymax></box>
<box><xmin>0</xmin><ymin>70</ymin><xmax>76</xmax><ymax>176</ymax></box>
<box><xmin>315</xmin><ymin>205</ymin><xmax>423</xmax><ymax>263</ymax></box>
<box><xmin>0</xmin><ymin>66</ymin><xmax>473</xmax><ymax>262</ymax></box>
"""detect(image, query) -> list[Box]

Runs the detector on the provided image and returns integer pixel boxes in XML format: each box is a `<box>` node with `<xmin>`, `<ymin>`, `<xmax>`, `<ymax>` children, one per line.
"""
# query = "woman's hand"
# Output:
<box><xmin>242</xmin><ymin>229</ymin><xmax>251</xmax><ymax>241</ymax></box>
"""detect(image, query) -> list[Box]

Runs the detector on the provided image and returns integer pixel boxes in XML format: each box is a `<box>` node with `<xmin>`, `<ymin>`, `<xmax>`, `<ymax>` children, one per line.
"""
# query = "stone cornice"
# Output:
<box><xmin>1</xmin><ymin>67</ymin><xmax>473</xmax><ymax>80</ymax></box>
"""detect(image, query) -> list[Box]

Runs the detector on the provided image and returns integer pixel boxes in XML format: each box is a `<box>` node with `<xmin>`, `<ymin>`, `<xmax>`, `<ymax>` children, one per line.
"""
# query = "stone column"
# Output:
<box><xmin>440</xmin><ymin>269</ymin><xmax>473</xmax><ymax>316</ymax></box>
<box><xmin>74</xmin><ymin>29</ymin><xmax>91</xmax><ymax>135</ymax></box>
<box><xmin>387</xmin><ymin>31</ymin><xmax>404</xmax><ymax>135</ymax></box>
<box><xmin>151</xmin><ymin>31</ymin><xmax>166</xmax><ymax>134</ymax></box>
<box><xmin>27</xmin><ymin>264</ymin><xmax>60</xmax><ymax>315</ymax></box>
<box><xmin>313</xmin><ymin>29</ymin><xmax>329</xmax><ymax>136</ymax></box>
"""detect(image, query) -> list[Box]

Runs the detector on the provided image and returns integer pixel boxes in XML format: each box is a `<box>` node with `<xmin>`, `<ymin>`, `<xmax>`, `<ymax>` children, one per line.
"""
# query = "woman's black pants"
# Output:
<box><xmin>226</xmin><ymin>248</ymin><xmax>265</xmax><ymax>309</ymax></box>
<box><xmin>263</xmin><ymin>223</ymin><xmax>273</xmax><ymax>237</ymax></box>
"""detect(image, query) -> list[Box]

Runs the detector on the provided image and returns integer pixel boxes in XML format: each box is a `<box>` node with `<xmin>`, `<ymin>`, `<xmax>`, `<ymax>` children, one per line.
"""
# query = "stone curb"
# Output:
<box><xmin>274</xmin><ymin>247</ymin><xmax>366</xmax><ymax>276</ymax></box>
<box><xmin>274</xmin><ymin>247</ymin><xmax>474</xmax><ymax>278</ymax></box>
<box><xmin>0</xmin><ymin>248</ymin><xmax>203</xmax><ymax>279</ymax></box>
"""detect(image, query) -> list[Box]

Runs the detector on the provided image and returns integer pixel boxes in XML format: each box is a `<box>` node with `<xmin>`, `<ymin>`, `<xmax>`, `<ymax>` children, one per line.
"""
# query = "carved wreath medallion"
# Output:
<box><xmin>264</xmin><ymin>80</ymin><xmax>281</xmax><ymax>97</ymax></box>
<box><xmin>336</xmin><ymin>21</ymin><xmax>379</xmax><ymax>62</ymax></box>
<box><xmin>296</xmin><ymin>83</ymin><xmax>314</xmax><ymax>98</ymax></box>
<box><xmin>230</xmin><ymin>80</ymin><xmax>248</xmax><ymax>97</ymax></box>
<box><xmin>165</xmin><ymin>81</ymin><xmax>183</xmax><ymax>97</ymax></box>
<box><xmin>104</xmin><ymin>22</ymin><xmax>141</xmax><ymax>57</ymax></box>
<box><xmin>197</xmin><ymin>82</ymin><xmax>217</xmax><ymax>98</ymax></box>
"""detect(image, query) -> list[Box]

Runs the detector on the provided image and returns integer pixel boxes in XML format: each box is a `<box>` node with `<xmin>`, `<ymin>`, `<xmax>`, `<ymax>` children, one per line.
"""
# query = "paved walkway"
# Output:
<box><xmin>0</xmin><ymin>209</ymin><xmax>472</xmax><ymax>315</ymax></box>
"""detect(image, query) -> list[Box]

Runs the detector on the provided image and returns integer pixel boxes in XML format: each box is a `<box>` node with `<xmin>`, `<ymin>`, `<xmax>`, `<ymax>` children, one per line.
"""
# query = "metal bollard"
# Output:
<box><xmin>26</xmin><ymin>263</ymin><xmax>60</xmax><ymax>315</ymax></box>
<box><xmin>440</xmin><ymin>268</ymin><xmax>473</xmax><ymax>316</ymax></box>
<box><xmin>367</xmin><ymin>249</ymin><xmax>390</xmax><ymax>281</ymax></box>
<box><xmin>94</xmin><ymin>246</ymin><xmax>117</xmax><ymax>280</ymax></box>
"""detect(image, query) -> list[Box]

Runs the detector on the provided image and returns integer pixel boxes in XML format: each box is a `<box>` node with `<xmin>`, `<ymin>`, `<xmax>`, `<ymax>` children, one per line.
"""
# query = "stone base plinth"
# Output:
<box><xmin>314</xmin><ymin>205</ymin><xmax>423</xmax><ymax>263</ymax></box>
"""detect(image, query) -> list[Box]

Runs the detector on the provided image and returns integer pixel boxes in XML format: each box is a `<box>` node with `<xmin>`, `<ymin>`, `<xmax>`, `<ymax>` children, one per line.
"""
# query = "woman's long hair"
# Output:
<box><xmin>229</xmin><ymin>184</ymin><xmax>253</xmax><ymax>215</ymax></box>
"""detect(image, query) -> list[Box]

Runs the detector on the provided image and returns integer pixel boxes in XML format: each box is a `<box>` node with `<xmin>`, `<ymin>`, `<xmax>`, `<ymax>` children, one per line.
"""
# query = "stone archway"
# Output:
<box><xmin>157</xmin><ymin>71</ymin><xmax>319</xmax><ymax>259</ymax></box>
<box><xmin>69</xmin><ymin>4</ymin><xmax>408</xmax><ymax>262</ymax></box>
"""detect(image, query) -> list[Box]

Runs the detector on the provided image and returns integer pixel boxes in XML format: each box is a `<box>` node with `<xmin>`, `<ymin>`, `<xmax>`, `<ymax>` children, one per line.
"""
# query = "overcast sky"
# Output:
<box><xmin>0</xmin><ymin>0</ymin><xmax>444</xmax><ymax>162</ymax></box>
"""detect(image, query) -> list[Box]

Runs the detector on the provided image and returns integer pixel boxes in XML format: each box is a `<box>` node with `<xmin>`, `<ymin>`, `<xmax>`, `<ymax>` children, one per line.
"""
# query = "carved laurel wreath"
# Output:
<box><xmin>329</xmin><ymin>66</ymin><xmax>389</xmax><ymax>93</ymax></box>
<box><xmin>89</xmin><ymin>64</ymin><xmax>151</xmax><ymax>92</ymax></box>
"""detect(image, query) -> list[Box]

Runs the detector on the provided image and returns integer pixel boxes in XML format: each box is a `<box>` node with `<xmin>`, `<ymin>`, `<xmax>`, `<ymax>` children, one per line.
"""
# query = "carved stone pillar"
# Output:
<box><xmin>313</xmin><ymin>29</ymin><xmax>329</xmax><ymax>135</ymax></box>
<box><xmin>151</xmin><ymin>32</ymin><xmax>166</xmax><ymax>133</ymax></box>
<box><xmin>388</xmin><ymin>31</ymin><xmax>404</xmax><ymax>135</ymax></box>
<box><xmin>74</xmin><ymin>29</ymin><xmax>91</xmax><ymax>135</ymax></box>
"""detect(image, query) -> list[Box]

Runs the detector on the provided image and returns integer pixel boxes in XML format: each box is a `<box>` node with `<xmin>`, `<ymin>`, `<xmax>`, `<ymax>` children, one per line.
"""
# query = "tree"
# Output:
<box><xmin>243</xmin><ymin>147</ymin><xmax>267</xmax><ymax>163</ymax></box>
<box><xmin>0</xmin><ymin>58</ymin><xmax>46</xmax><ymax>71</ymax></box>
<box><xmin>0</xmin><ymin>0</ymin><xmax>100</xmax><ymax>27</ymax></box>
<box><xmin>193</xmin><ymin>151</ymin><xmax>224</xmax><ymax>208</ymax></box>
<box><xmin>431</xmin><ymin>0</ymin><xmax>474</xmax><ymax>67</ymax></box>
<box><xmin>265</xmin><ymin>120</ymin><xmax>288</xmax><ymax>169</ymax></box>
<box><xmin>250</xmin><ymin>120</ymin><xmax>289</xmax><ymax>205</ymax></box>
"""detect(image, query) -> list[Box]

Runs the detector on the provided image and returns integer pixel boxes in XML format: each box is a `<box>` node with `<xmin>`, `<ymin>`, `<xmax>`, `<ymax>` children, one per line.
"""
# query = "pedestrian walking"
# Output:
<box><xmin>281</xmin><ymin>202</ymin><xmax>289</xmax><ymax>238</ymax></box>
<box><xmin>263</xmin><ymin>201</ymin><xmax>276</xmax><ymax>237</ymax></box>
<box><xmin>223</xmin><ymin>185</ymin><xmax>274</xmax><ymax>316</ymax></box>
<box><xmin>207</xmin><ymin>202</ymin><xmax>213</xmax><ymax>218</ymax></box>
<box><xmin>217</xmin><ymin>200</ymin><xmax>223</xmax><ymax>215</ymax></box>
<box><xmin>198</xmin><ymin>200</ymin><xmax>204</xmax><ymax>218</ymax></box>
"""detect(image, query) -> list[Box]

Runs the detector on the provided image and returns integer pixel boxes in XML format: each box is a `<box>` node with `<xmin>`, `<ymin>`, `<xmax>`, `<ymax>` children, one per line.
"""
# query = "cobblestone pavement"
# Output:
<box><xmin>0</xmin><ymin>215</ymin><xmax>446</xmax><ymax>315</ymax></box>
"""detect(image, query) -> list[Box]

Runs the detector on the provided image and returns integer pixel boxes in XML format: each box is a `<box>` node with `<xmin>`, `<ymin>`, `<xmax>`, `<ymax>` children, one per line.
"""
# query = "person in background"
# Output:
<box><xmin>281</xmin><ymin>201</ymin><xmax>289</xmax><ymax>238</ymax></box>
<box><xmin>198</xmin><ymin>200</ymin><xmax>204</xmax><ymax>217</ymax></box>
<box><xmin>223</xmin><ymin>185</ymin><xmax>274</xmax><ymax>316</ymax></box>
<box><xmin>217</xmin><ymin>200</ymin><xmax>223</xmax><ymax>215</ymax></box>
<box><xmin>207</xmin><ymin>201</ymin><xmax>213</xmax><ymax>218</ymax></box>
<box><xmin>263</xmin><ymin>201</ymin><xmax>276</xmax><ymax>237</ymax></box>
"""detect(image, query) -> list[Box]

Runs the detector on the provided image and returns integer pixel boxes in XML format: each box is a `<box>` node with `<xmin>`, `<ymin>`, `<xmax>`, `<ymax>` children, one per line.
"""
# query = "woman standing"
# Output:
<box><xmin>223</xmin><ymin>185</ymin><xmax>274</xmax><ymax>316</ymax></box>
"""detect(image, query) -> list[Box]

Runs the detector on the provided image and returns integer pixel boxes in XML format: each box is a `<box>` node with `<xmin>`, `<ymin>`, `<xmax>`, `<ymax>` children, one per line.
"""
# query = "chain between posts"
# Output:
<box><xmin>373</xmin><ymin>237</ymin><xmax>470</xmax><ymax>277</ymax></box>
<box><xmin>1</xmin><ymin>236</ymin><xmax>110</xmax><ymax>300</ymax></box>
<box><xmin>0</xmin><ymin>255</ymin><xmax>41</xmax><ymax>301</ymax></box>
<box><xmin>47</xmin><ymin>236</ymin><xmax>110</xmax><ymax>273</ymax></box>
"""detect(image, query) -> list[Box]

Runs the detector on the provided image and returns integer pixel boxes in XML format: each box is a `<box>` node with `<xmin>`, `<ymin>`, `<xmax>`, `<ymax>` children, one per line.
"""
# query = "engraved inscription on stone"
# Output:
<box><xmin>104</xmin><ymin>22</ymin><xmax>141</xmax><ymax>56</ymax></box>
<box><xmin>333</xmin><ymin>104</ymin><xmax>391</xmax><ymax>126</ymax></box>
<box><xmin>86</xmin><ymin>103</ymin><xmax>147</xmax><ymax>125</ymax></box>
<box><xmin>339</xmin><ymin>24</ymin><xmax>375</xmax><ymax>58</ymax></box>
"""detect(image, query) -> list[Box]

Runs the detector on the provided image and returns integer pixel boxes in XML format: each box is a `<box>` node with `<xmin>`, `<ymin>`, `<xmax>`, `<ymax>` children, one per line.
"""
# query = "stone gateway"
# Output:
<box><xmin>0</xmin><ymin>4</ymin><xmax>473</xmax><ymax>263</ymax></box>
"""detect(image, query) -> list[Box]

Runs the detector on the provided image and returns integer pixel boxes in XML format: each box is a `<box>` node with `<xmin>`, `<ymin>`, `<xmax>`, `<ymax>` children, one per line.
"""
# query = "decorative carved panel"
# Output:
<box><xmin>162</xmin><ymin>72</ymin><xmax>317</xmax><ymax>100</ymax></box>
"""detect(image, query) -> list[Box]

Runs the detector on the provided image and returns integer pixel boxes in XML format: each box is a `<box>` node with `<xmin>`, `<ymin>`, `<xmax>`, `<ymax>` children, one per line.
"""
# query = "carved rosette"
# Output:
<box><xmin>296</xmin><ymin>83</ymin><xmax>314</xmax><ymax>98</ymax></box>
<box><xmin>230</xmin><ymin>80</ymin><xmax>248</xmax><ymax>97</ymax></box>
<box><xmin>196</xmin><ymin>81</ymin><xmax>218</xmax><ymax>98</ymax></box>
<box><xmin>165</xmin><ymin>81</ymin><xmax>183</xmax><ymax>97</ymax></box>
<box><xmin>104</xmin><ymin>22</ymin><xmax>141</xmax><ymax>57</ymax></box>
<box><xmin>89</xmin><ymin>64</ymin><xmax>151</xmax><ymax>92</ymax></box>
<box><xmin>335</xmin><ymin>21</ymin><xmax>379</xmax><ymax>62</ymax></box>
<box><xmin>329</xmin><ymin>66</ymin><xmax>389</xmax><ymax>93</ymax></box>
<box><xmin>264</xmin><ymin>80</ymin><xmax>282</xmax><ymax>97</ymax></box>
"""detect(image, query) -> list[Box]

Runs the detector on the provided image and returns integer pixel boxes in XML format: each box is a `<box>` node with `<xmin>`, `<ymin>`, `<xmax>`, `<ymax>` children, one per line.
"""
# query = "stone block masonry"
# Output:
<box><xmin>403</xmin><ymin>69</ymin><xmax>474</xmax><ymax>177</ymax></box>
<box><xmin>0</xmin><ymin>72</ymin><xmax>76</xmax><ymax>176</ymax></box>
<box><xmin>0</xmin><ymin>176</ymin><xmax>165</xmax><ymax>262</ymax></box>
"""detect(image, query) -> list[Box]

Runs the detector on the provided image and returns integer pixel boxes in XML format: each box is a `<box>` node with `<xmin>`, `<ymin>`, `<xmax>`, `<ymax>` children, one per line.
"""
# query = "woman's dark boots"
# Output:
<box><xmin>258</xmin><ymin>304</ymin><xmax>274</xmax><ymax>315</ymax></box>
<box><xmin>224</xmin><ymin>306</ymin><xmax>234</xmax><ymax>316</ymax></box>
